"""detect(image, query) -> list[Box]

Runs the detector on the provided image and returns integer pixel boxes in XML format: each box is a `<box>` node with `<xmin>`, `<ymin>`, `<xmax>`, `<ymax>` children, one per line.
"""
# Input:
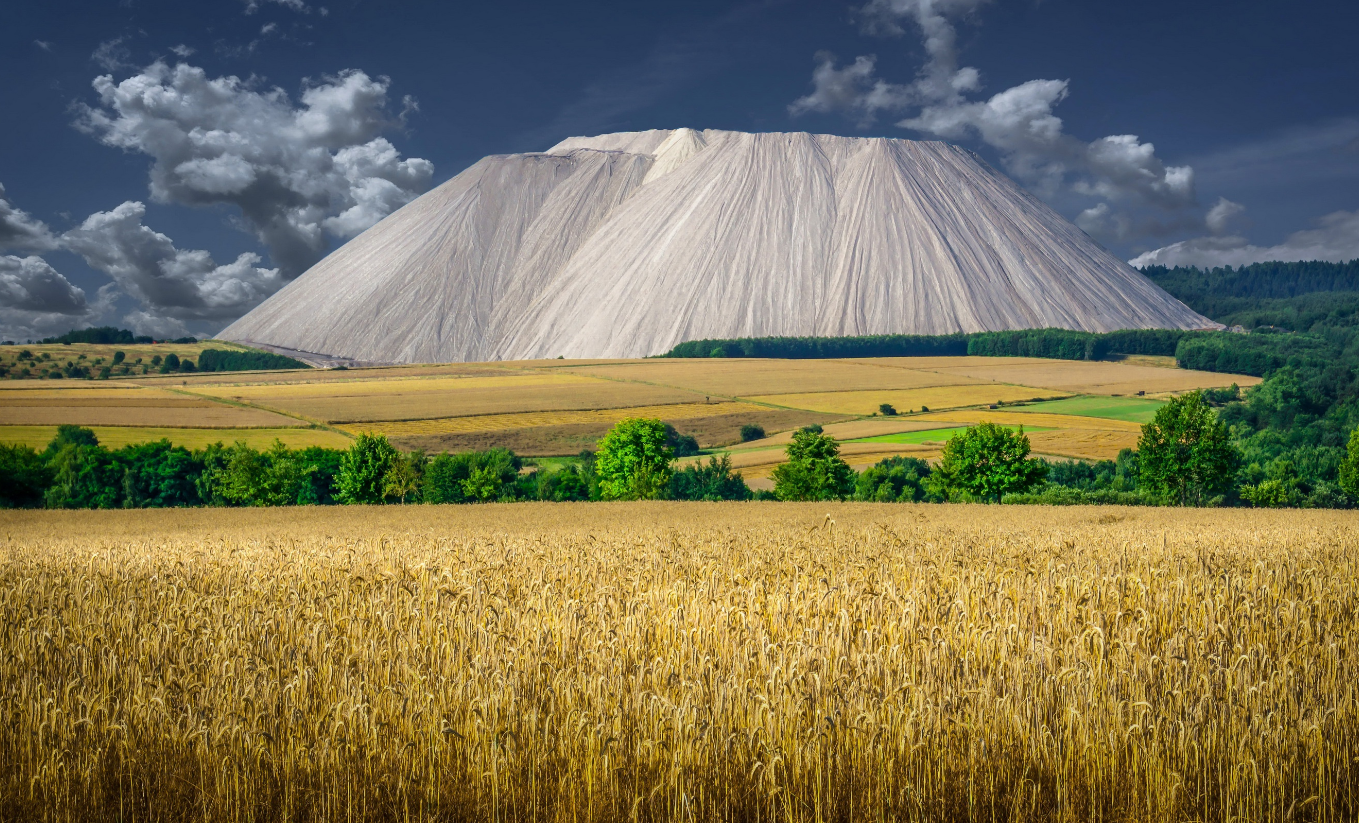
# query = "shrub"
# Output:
<box><xmin>739</xmin><ymin>424</ymin><xmax>766</xmax><ymax>442</ymax></box>
<box><xmin>854</xmin><ymin>456</ymin><xmax>931</xmax><ymax>502</ymax></box>
<box><xmin>669</xmin><ymin>455</ymin><xmax>751</xmax><ymax>501</ymax></box>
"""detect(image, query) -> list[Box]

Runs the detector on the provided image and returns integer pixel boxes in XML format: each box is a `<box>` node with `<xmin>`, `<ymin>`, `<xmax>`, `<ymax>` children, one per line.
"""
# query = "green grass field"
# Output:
<box><xmin>1002</xmin><ymin>395</ymin><xmax>1165</xmax><ymax>423</ymax></box>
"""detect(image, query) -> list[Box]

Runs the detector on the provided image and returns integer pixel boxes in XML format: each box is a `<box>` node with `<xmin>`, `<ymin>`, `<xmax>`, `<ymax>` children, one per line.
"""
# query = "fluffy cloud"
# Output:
<box><xmin>91</xmin><ymin>37</ymin><xmax>132</xmax><ymax>72</ymax></box>
<box><xmin>0</xmin><ymin>184</ymin><xmax>59</xmax><ymax>253</ymax></box>
<box><xmin>0</xmin><ymin>256</ymin><xmax>87</xmax><ymax>314</ymax></box>
<box><xmin>74</xmin><ymin>62</ymin><xmax>433</xmax><ymax>277</ymax></box>
<box><xmin>62</xmin><ymin>201</ymin><xmax>283</xmax><ymax>325</ymax></box>
<box><xmin>1205</xmin><ymin>197</ymin><xmax>1246</xmax><ymax>235</ymax></box>
<box><xmin>792</xmin><ymin>0</ymin><xmax>1198</xmax><ymax>242</ymax></box>
<box><xmin>1130</xmin><ymin>210</ymin><xmax>1359</xmax><ymax>269</ymax></box>
<box><xmin>244</xmin><ymin>0</ymin><xmax>310</xmax><ymax>13</ymax></box>
<box><xmin>0</xmin><ymin>256</ymin><xmax>118</xmax><ymax>342</ymax></box>
<box><xmin>788</xmin><ymin>53</ymin><xmax>911</xmax><ymax>126</ymax></box>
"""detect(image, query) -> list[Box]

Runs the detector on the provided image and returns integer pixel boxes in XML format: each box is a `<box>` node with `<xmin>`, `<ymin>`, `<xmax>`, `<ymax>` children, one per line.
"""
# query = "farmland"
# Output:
<box><xmin>2</xmin><ymin>503</ymin><xmax>1354</xmax><ymax>821</ymax></box>
<box><xmin>0</xmin><ymin>347</ymin><xmax>1258</xmax><ymax>470</ymax></box>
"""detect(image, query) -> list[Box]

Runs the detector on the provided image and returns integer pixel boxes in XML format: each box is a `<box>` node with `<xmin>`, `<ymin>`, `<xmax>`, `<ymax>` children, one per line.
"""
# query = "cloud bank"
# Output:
<box><xmin>1131</xmin><ymin>209</ymin><xmax>1359</xmax><ymax>269</ymax></box>
<box><xmin>74</xmin><ymin>61</ymin><xmax>433</xmax><ymax>277</ymax></box>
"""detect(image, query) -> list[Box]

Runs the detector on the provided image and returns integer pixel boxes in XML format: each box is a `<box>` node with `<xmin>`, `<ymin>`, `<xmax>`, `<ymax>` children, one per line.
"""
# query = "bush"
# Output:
<box><xmin>739</xmin><ymin>424</ymin><xmax>766</xmax><ymax>442</ymax></box>
<box><xmin>0</xmin><ymin>444</ymin><xmax>51</xmax><ymax>508</ymax></box>
<box><xmin>854</xmin><ymin>456</ymin><xmax>931</xmax><ymax>502</ymax></box>
<box><xmin>878</xmin><ymin>403</ymin><xmax>897</xmax><ymax>416</ymax></box>
<box><xmin>665</xmin><ymin>425</ymin><xmax>700</xmax><ymax>457</ymax></box>
<box><xmin>197</xmin><ymin>348</ymin><xmax>309</xmax><ymax>372</ymax></box>
<box><xmin>422</xmin><ymin>449</ymin><xmax>522</xmax><ymax>504</ymax></box>
<box><xmin>669</xmin><ymin>455</ymin><xmax>751</xmax><ymax>501</ymax></box>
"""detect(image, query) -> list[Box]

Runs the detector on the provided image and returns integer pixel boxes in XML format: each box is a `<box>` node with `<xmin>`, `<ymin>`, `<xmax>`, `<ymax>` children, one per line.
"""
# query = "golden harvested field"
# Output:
<box><xmin>189</xmin><ymin>373</ymin><xmax>707</xmax><ymax>423</ymax></box>
<box><xmin>0</xmin><ymin>385</ymin><xmax>302</xmax><ymax>428</ymax></box>
<box><xmin>2</xmin><ymin>504</ymin><xmax>1354</xmax><ymax>822</ymax></box>
<box><xmin>913</xmin><ymin>409</ymin><xmax>1143</xmax><ymax>461</ymax></box>
<box><xmin>130</xmin><ymin>361</ymin><xmax>525</xmax><ymax>387</ymax></box>
<box><xmin>562</xmin><ymin>358</ymin><xmax>986</xmax><ymax>396</ymax></box>
<box><xmin>750</xmin><ymin>383</ymin><xmax>1066</xmax><ymax>415</ymax></box>
<box><xmin>907</xmin><ymin>358</ymin><xmax>1260</xmax><ymax>395</ymax></box>
<box><xmin>0</xmin><ymin>425</ymin><xmax>351</xmax><ymax>450</ymax></box>
<box><xmin>342</xmin><ymin>401</ymin><xmax>767</xmax><ymax>437</ymax></box>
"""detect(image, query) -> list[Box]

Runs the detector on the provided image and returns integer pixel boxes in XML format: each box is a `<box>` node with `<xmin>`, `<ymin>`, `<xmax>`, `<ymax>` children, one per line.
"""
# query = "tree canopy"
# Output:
<box><xmin>1137</xmin><ymin>391</ymin><xmax>1239</xmax><ymax>506</ymax></box>
<box><xmin>931</xmin><ymin>422</ymin><xmax>1046</xmax><ymax>502</ymax></box>
<box><xmin>595</xmin><ymin>418</ymin><xmax>674</xmax><ymax>501</ymax></box>
<box><xmin>771</xmin><ymin>426</ymin><xmax>855</xmax><ymax>501</ymax></box>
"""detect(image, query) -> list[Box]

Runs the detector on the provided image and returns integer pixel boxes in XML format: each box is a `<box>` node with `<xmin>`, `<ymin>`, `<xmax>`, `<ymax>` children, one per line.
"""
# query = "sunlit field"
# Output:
<box><xmin>2</xmin><ymin>503</ymin><xmax>1354</xmax><ymax>822</ymax></box>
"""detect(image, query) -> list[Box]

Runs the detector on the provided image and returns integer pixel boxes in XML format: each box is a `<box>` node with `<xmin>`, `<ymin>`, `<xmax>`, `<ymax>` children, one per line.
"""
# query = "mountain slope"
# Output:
<box><xmin>219</xmin><ymin>129</ymin><xmax>1215</xmax><ymax>362</ymax></box>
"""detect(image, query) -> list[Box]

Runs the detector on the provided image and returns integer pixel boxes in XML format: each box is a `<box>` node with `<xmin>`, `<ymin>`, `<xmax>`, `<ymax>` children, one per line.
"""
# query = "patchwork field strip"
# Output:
<box><xmin>748</xmin><ymin>384</ymin><xmax>1068</xmax><ymax>416</ymax></box>
<box><xmin>187</xmin><ymin>373</ymin><xmax>707</xmax><ymax>423</ymax></box>
<box><xmin>0</xmin><ymin>385</ymin><xmax>303</xmax><ymax>428</ymax></box>
<box><xmin>0</xmin><ymin>425</ymin><xmax>350</xmax><ymax>450</ymax></box>
<box><xmin>562</xmin><ymin>359</ymin><xmax>988</xmax><ymax>397</ymax></box>
<box><xmin>341</xmin><ymin>401</ymin><xmax>768</xmax><ymax>436</ymax></box>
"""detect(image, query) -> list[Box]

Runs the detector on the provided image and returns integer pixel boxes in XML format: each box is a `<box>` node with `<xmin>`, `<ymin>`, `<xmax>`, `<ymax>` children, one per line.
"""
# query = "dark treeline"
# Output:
<box><xmin>0</xmin><ymin>425</ymin><xmax>749</xmax><ymax>509</ymax></box>
<box><xmin>197</xmin><ymin>349</ymin><xmax>309</xmax><ymax>372</ymax></box>
<box><xmin>665</xmin><ymin>328</ymin><xmax>1203</xmax><ymax>362</ymax></box>
<box><xmin>36</xmin><ymin>326</ymin><xmax>194</xmax><ymax>345</ymax></box>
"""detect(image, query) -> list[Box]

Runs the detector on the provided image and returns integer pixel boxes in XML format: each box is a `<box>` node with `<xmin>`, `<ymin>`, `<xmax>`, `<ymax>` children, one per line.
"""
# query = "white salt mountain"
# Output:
<box><xmin>218</xmin><ymin>129</ymin><xmax>1216</xmax><ymax>362</ymax></box>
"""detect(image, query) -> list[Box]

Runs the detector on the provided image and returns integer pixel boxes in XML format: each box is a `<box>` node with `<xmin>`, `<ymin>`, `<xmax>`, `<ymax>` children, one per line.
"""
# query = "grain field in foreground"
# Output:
<box><xmin>1</xmin><ymin>504</ymin><xmax>1356</xmax><ymax>822</ymax></box>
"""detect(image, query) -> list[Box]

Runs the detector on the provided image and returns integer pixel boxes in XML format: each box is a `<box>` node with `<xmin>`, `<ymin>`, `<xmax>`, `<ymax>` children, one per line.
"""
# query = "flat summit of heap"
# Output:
<box><xmin>219</xmin><ymin>129</ymin><xmax>1216</xmax><ymax>362</ymax></box>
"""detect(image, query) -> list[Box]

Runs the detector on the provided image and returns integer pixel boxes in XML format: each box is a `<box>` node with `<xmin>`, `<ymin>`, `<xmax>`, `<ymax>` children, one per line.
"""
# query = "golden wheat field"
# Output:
<box><xmin>2</xmin><ymin>504</ymin><xmax>1355</xmax><ymax>822</ymax></box>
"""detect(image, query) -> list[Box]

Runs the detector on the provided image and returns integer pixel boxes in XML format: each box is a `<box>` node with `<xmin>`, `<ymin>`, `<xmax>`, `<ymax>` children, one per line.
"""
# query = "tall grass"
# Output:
<box><xmin>1</xmin><ymin>504</ymin><xmax>1355</xmax><ymax>821</ymax></box>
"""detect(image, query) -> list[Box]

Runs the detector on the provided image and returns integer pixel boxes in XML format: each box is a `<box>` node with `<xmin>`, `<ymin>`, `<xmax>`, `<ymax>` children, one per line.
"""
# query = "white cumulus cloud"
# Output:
<box><xmin>74</xmin><ymin>61</ymin><xmax>433</xmax><ymax>277</ymax></box>
<box><xmin>0</xmin><ymin>184</ymin><xmax>59</xmax><ymax>253</ymax></box>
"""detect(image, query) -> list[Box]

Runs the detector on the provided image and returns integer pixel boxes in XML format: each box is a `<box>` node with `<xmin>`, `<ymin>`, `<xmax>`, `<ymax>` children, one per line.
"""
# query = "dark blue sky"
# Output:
<box><xmin>1</xmin><ymin>0</ymin><xmax>1356</xmax><ymax>339</ymax></box>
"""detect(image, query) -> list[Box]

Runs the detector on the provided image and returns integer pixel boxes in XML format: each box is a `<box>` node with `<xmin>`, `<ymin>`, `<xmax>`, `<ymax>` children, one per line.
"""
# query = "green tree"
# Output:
<box><xmin>739</xmin><ymin>424</ymin><xmax>766</xmax><ymax>442</ymax></box>
<box><xmin>116</xmin><ymin>440</ymin><xmax>202</xmax><ymax>508</ymax></box>
<box><xmin>595</xmin><ymin>418</ymin><xmax>673</xmax><ymax>500</ymax></box>
<box><xmin>45</xmin><ymin>424</ymin><xmax>99</xmax><ymax>455</ymax></box>
<box><xmin>931</xmin><ymin>422</ymin><xmax>1046</xmax><ymax>502</ymax></box>
<box><xmin>382</xmin><ymin>450</ymin><xmax>425</xmax><ymax>504</ymax></box>
<box><xmin>1137</xmin><ymin>391</ymin><xmax>1239</xmax><ymax>506</ymax></box>
<box><xmin>44</xmin><ymin>444</ymin><xmax>120</xmax><ymax>509</ymax></box>
<box><xmin>771</xmin><ymin>426</ymin><xmax>855</xmax><ymax>501</ymax></box>
<box><xmin>1338</xmin><ymin>427</ymin><xmax>1359</xmax><ymax>501</ymax></box>
<box><xmin>336</xmin><ymin>433</ymin><xmax>400</xmax><ymax>504</ymax></box>
<box><xmin>0</xmin><ymin>444</ymin><xmax>52</xmax><ymax>508</ymax></box>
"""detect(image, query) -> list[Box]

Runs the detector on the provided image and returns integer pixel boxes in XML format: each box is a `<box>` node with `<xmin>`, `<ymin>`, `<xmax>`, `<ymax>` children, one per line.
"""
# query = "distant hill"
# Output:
<box><xmin>1141</xmin><ymin>260</ymin><xmax>1359</xmax><ymax>332</ymax></box>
